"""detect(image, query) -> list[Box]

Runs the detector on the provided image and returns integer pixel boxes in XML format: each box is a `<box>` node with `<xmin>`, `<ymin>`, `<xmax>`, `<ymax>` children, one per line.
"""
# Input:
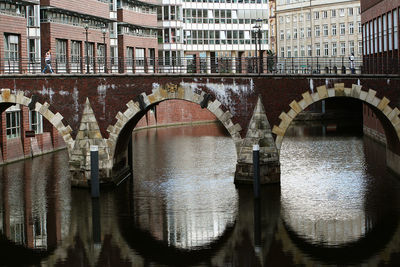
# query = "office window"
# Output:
<box><xmin>348</xmin><ymin>8</ymin><xmax>353</xmax><ymax>16</ymax></box>
<box><xmin>306</xmin><ymin>12</ymin><xmax>311</xmax><ymax>21</ymax></box>
<box><xmin>71</xmin><ymin>41</ymin><xmax>81</xmax><ymax>63</ymax></box>
<box><xmin>340</xmin><ymin>23</ymin><xmax>345</xmax><ymax>35</ymax></box>
<box><xmin>339</xmin><ymin>8</ymin><xmax>345</xmax><ymax>17</ymax></box>
<box><xmin>349</xmin><ymin>40</ymin><xmax>355</xmax><ymax>54</ymax></box>
<box><xmin>280</xmin><ymin>30</ymin><xmax>284</xmax><ymax>40</ymax></box>
<box><xmin>314</xmin><ymin>11</ymin><xmax>319</xmax><ymax>20</ymax></box>
<box><xmin>322</xmin><ymin>11</ymin><xmax>328</xmax><ymax>19</ymax></box>
<box><xmin>340</xmin><ymin>42</ymin><xmax>346</xmax><ymax>55</ymax></box>
<box><xmin>315</xmin><ymin>43</ymin><xmax>320</xmax><ymax>56</ymax></box>
<box><xmin>374</xmin><ymin>19</ymin><xmax>378</xmax><ymax>53</ymax></box>
<box><xmin>30</xmin><ymin>111</ymin><xmax>43</xmax><ymax>134</ymax></box>
<box><xmin>332</xmin><ymin>24</ymin><xmax>337</xmax><ymax>36</ymax></box>
<box><xmin>332</xmin><ymin>42</ymin><xmax>337</xmax><ymax>56</ymax></box>
<box><xmin>307</xmin><ymin>27</ymin><xmax>311</xmax><ymax>38</ymax></box>
<box><xmin>300</xmin><ymin>28</ymin><xmax>304</xmax><ymax>39</ymax></box>
<box><xmin>6</xmin><ymin>110</ymin><xmax>20</xmax><ymax>139</ymax></box>
<box><xmin>349</xmin><ymin>22</ymin><xmax>354</xmax><ymax>34</ymax></box>
<box><xmin>324</xmin><ymin>43</ymin><xmax>329</xmax><ymax>56</ymax></box>
<box><xmin>388</xmin><ymin>11</ymin><xmax>393</xmax><ymax>51</ymax></box>
<box><xmin>358</xmin><ymin>21</ymin><xmax>362</xmax><ymax>33</ymax></box>
<box><xmin>378</xmin><ymin>17</ymin><xmax>383</xmax><ymax>52</ymax></box>
<box><xmin>293</xmin><ymin>28</ymin><xmax>297</xmax><ymax>39</ymax></box>
<box><xmin>315</xmin><ymin>25</ymin><xmax>320</xmax><ymax>37</ymax></box>
<box><xmin>56</xmin><ymin>39</ymin><xmax>67</xmax><ymax>64</ymax></box>
<box><xmin>323</xmin><ymin>24</ymin><xmax>328</xmax><ymax>36</ymax></box>
<box><xmin>280</xmin><ymin>46</ymin><xmax>284</xmax><ymax>57</ymax></box>
<box><xmin>358</xmin><ymin>41</ymin><xmax>363</xmax><ymax>55</ymax></box>
<box><xmin>4</xmin><ymin>34</ymin><xmax>19</xmax><ymax>60</ymax></box>
<box><xmin>294</xmin><ymin>46</ymin><xmax>298</xmax><ymax>57</ymax></box>
<box><xmin>307</xmin><ymin>45</ymin><xmax>312</xmax><ymax>56</ymax></box>
<box><xmin>286</xmin><ymin>29</ymin><xmax>291</xmax><ymax>40</ymax></box>
<box><xmin>331</xmin><ymin>9</ymin><xmax>336</xmax><ymax>17</ymax></box>
<box><xmin>300</xmin><ymin>45</ymin><xmax>305</xmax><ymax>56</ymax></box>
<box><xmin>383</xmin><ymin>15</ymin><xmax>387</xmax><ymax>51</ymax></box>
<box><xmin>394</xmin><ymin>9</ymin><xmax>398</xmax><ymax>50</ymax></box>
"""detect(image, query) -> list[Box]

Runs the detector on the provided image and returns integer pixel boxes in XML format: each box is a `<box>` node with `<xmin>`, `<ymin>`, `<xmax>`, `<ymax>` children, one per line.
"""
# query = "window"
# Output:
<box><xmin>340</xmin><ymin>42</ymin><xmax>346</xmax><ymax>55</ymax></box>
<box><xmin>322</xmin><ymin>11</ymin><xmax>328</xmax><ymax>19</ymax></box>
<box><xmin>6</xmin><ymin>109</ymin><xmax>20</xmax><ymax>139</ymax></box>
<box><xmin>280</xmin><ymin>30</ymin><xmax>284</xmax><ymax>40</ymax></box>
<box><xmin>314</xmin><ymin>11</ymin><xmax>319</xmax><ymax>20</ymax></box>
<box><xmin>293</xmin><ymin>28</ymin><xmax>297</xmax><ymax>39</ymax></box>
<box><xmin>339</xmin><ymin>8</ymin><xmax>345</xmax><ymax>17</ymax></box>
<box><xmin>349</xmin><ymin>40</ymin><xmax>355</xmax><ymax>54</ymax></box>
<box><xmin>71</xmin><ymin>41</ymin><xmax>81</xmax><ymax>63</ymax></box>
<box><xmin>383</xmin><ymin>14</ymin><xmax>387</xmax><ymax>51</ymax></box>
<box><xmin>286</xmin><ymin>29</ymin><xmax>291</xmax><ymax>40</ymax></box>
<box><xmin>300</xmin><ymin>28</ymin><xmax>304</xmax><ymax>39</ymax></box>
<box><xmin>349</xmin><ymin>22</ymin><xmax>354</xmax><ymax>34</ymax></box>
<box><xmin>300</xmin><ymin>45</ymin><xmax>305</xmax><ymax>56</ymax></box>
<box><xmin>332</xmin><ymin>42</ymin><xmax>337</xmax><ymax>56</ymax></box>
<box><xmin>332</xmin><ymin>24</ymin><xmax>337</xmax><ymax>36</ymax></box>
<box><xmin>307</xmin><ymin>45</ymin><xmax>312</xmax><ymax>56</ymax></box>
<box><xmin>389</xmin><ymin>11</ymin><xmax>393</xmax><ymax>51</ymax></box>
<box><xmin>358</xmin><ymin>21</ymin><xmax>362</xmax><ymax>33</ymax></box>
<box><xmin>315</xmin><ymin>43</ymin><xmax>320</xmax><ymax>56</ymax></box>
<box><xmin>306</xmin><ymin>12</ymin><xmax>311</xmax><ymax>21</ymax></box>
<box><xmin>4</xmin><ymin>34</ymin><xmax>19</xmax><ymax>61</ymax></box>
<box><xmin>135</xmin><ymin>48</ymin><xmax>145</xmax><ymax>66</ymax></box>
<box><xmin>307</xmin><ymin>27</ymin><xmax>311</xmax><ymax>38</ymax></box>
<box><xmin>395</xmin><ymin>9</ymin><xmax>398</xmax><ymax>50</ymax></box>
<box><xmin>286</xmin><ymin>16</ymin><xmax>290</xmax><ymax>23</ymax></box>
<box><xmin>30</xmin><ymin>111</ymin><xmax>43</xmax><ymax>134</ymax></box>
<box><xmin>379</xmin><ymin>18</ymin><xmax>383</xmax><ymax>52</ymax></box>
<box><xmin>56</xmin><ymin>39</ymin><xmax>67</xmax><ymax>64</ymax></box>
<box><xmin>331</xmin><ymin>9</ymin><xmax>336</xmax><ymax>17</ymax></box>
<box><xmin>287</xmin><ymin>46</ymin><xmax>291</xmax><ymax>57</ymax></box>
<box><xmin>348</xmin><ymin>8</ymin><xmax>353</xmax><ymax>16</ymax></box>
<box><xmin>340</xmin><ymin>23</ymin><xmax>345</xmax><ymax>35</ymax></box>
<box><xmin>280</xmin><ymin>46</ymin><xmax>284</xmax><ymax>57</ymax></box>
<box><xmin>315</xmin><ymin>25</ymin><xmax>320</xmax><ymax>37</ymax></box>
<box><xmin>294</xmin><ymin>46</ymin><xmax>298</xmax><ymax>57</ymax></box>
<box><xmin>358</xmin><ymin>41</ymin><xmax>363</xmax><ymax>55</ymax></box>
<box><xmin>323</xmin><ymin>24</ymin><xmax>328</xmax><ymax>36</ymax></box>
<box><xmin>279</xmin><ymin>16</ymin><xmax>283</xmax><ymax>23</ymax></box>
<box><xmin>324</xmin><ymin>43</ymin><xmax>329</xmax><ymax>56</ymax></box>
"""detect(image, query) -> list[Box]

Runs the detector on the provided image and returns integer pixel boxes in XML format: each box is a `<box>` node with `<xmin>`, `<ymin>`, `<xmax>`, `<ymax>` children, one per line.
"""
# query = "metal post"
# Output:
<box><xmin>253</xmin><ymin>144</ymin><xmax>260</xmax><ymax>199</ymax></box>
<box><xmin>85</xmin><ymin>27</ymin><xmax>89</xmax><ymax>73</ymax></box>
<box><xmin>102</xmin><ymin>32</ymin><xmax>107</xmax><ymax>73</ymax></box>
<box><xmin>254</xmin><ymin>197</ymin><xmax>261</xmax><ymax>250</ymax></box>
<box><xmin>91</xmin><ymin>198</ymin><xmax>101</xmax><ymax>244</ymax></box>
<box><xmin>254</xmin><ymin>32</ymin><xmax>258</xmax><ymax>73</ymax></box>
<box><xmin>90</xmin><ymin>145</ymin><xmax>100</xmax><ymax>198</ymax></box>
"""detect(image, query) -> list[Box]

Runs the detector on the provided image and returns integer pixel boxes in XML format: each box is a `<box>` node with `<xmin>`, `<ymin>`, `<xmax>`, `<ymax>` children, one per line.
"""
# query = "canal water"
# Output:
<box><xmin>1</xmin><ymin>122</ymin><xmax>400</xmax><ymax>266</ymax></box>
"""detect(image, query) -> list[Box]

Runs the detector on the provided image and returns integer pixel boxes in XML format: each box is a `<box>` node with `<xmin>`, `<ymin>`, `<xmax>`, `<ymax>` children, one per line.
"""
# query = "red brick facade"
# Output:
<box><xmin>40</xmin><ymin>0</ymin><xmax>110</xmax><ymax>19</ymax></box>
<box><xmin>361</xmin><ymin>0</ymin><xmax>400</xmax><ymax>73</ymax></box>
<box><xmin>0</xmin><ymin>106</ymin><xmax>66</xmax><ymax>164</ymax></box>
<box><xmin>135</xmin><ymin>100</ymin><xmax>218</xmax><ymax>129</ymax></box>
<box><xmin>117</xmin><ymin>9</ymin><xmax>157</xmax><ymax>28</ymax></box>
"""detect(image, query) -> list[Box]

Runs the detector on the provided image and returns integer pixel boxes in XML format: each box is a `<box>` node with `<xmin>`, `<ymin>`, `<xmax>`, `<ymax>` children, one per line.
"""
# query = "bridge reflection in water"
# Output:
<box><xmin>0</xmin><ymin>122</ymin><xmax>400</xmax><ymax>266</ymax></box>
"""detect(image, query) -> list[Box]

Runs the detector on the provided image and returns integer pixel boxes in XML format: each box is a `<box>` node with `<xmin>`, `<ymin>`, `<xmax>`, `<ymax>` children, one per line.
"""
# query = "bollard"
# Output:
<box><xmin>91</xmin><ymin>198</ymin><xmax>101</xmax><ymax>244</ymax></box>
<box><xmin>90</xmin><ymin>145</ymin><xmax>100</xmax><ymax>198</ymax></box>
<box><xmin>253</xmin><ymin>144</ymin><xmax>260</xmax><ymax>199</ymax></box>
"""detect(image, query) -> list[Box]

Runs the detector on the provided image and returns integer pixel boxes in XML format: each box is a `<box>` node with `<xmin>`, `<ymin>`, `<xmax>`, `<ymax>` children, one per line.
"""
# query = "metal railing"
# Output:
<box><xmin>0</xmin><ymin>56</ymin><xmax>398</xmax><ymax>75</ymax></box>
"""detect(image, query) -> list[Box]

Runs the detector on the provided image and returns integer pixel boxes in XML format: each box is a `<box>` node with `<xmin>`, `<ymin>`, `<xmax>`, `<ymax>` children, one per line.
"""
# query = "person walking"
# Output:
<box><xmin>42</xmin><ymin>50</ymin><xmax>54</xmax><ymax>73</ymax></box>
<box><xmin>349</xmin><ymin>52</ymin><xmax>355</xmax><ymax>74</ymax></box>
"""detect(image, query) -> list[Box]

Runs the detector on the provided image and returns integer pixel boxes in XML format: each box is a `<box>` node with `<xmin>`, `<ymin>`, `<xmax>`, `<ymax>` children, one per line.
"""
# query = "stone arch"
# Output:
<box><xmin>272</xmin><ymin>83</ymin><xmax>400</xmax><ymax>155</ymax></box>
<box><xmin>106</xmin><ymin>83</ymin><xmax>243</xmax><ymax>161</ymax></box>
<box><xmin>0</xmin><ymin>88</ymin><xmax>74</xmax><ymax>152</ymax></box>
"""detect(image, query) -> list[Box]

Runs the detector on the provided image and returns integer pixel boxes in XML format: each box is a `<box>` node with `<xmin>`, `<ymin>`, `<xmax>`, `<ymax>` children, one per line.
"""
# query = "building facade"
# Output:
<box><xmin>158</xmin><ymin>0</ymin><xmax>270</xmax><ymax>73</ymax></box>
<box><xmin>275</xmin><ymin>0</ymin><xmax>362</xmax><ymax>73</ymax></box>
<box><xmin>361</xmin><ymin>0</ymin><xmax>399</xmax><ymax>73</ymax></box>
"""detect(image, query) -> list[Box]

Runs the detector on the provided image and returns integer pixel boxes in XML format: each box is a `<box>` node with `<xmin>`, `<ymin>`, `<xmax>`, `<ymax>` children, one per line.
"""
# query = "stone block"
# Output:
<box><xmin>317</xmin><ymin>85</ymin><xmax>328</xmax><ymax>99</ymax></box>
<box><xmin>334</xmin><ymin>83</ymin><xmax>345</xmax><ymax>90</ymax></box>
<box><xmin>351</xmin><ymin>84</ymin><xmax>362</xmax><ymax>98</ymax></box>
<box><xmin>311</xmin><ymin>92</ymin><xmax>320</xmax><ymax>103</ymax></box>
<box><xmin>366</xmin><ymin>89</ymin><xmax>377</xmax><ymax>104</ymax></box>
<box><xmin>220</xmin><ymin>111</ymin><xmax>233</xmax><ymax>123</ymax></box>
<box><xmin>371</xmin><ymin>97</ymin><xmax>380</xmax><ymax>107</ymax></box>
<box><xmin>359</xmin><ymin>90</ymin><xmax>368</xmax><ymax>101</ymax></box>
<box><xmin>327</xmin><ymin>88</ymin><xmax>335</xmax><ymax>98</ymax></box>
<box><xmin>116</xmin><ymin>111</ymin><xmax>128</xmax><ymax>124</ymax></box>
<box><xmin>272</xmin><ymin>125</ymin><xmax>285</xmax><ymax>136</ymax></box>
<box><xmin>279</xmin><ymin>112</ymin><xmax>292</xmax><ymax>128</ymax></box>
<box><xmin>289</xmin><ymin>100</ymin><xmax>302</xmax><ymax>114</ymax></box>
<box><xmin>388</xmin><ymin>108</ymin><xmax>400</xmax><ymax>122</ymax></box>
<box><xmin>302</xmin><ymin>92</ymin><xmax>313</xmax><ymax>106</ymax></box>
<box><xmin>287</xmin><ymin>109</ymin><xmax>297</xmax><ymax>119</ymax></box>
<box><xmin>207</xmin><ymin>100</ymin><xmax>221</xmax><ymax>113</ymax></box>
<box><xmin>298</xmin><ymin>99</ymin><xmax>307</xmax><ymax>110</ymax></box>
<box><xmin>183</xmin><ymin>86</ymin><xmax>194</xmax><ymax>101</ymax></box>
<box><xmin>377</xmin><ymin>97</ymin><xmax>390</xmax><ymax>111</ymax></box>
<box><xmin>275</xmin><ymin>135</ymin><xmax>283</xmax><ymax>150</ymax></box>
<box><xmin>213</xmin><ymin>108</ymin><xmax>224</xmax><ymax>119</ymax></box>
<box><xmin>344</xmin><ymin>88</ymin><xmax>352</xmax><ymax>96</ymax></box>
<box><xmin>126</xmin><ymin>100</ymin><xmax>140</xmax><ymax>114</ymax></box>
<box><xmin>383</xmin><ymin>105</ymin><xmax>393</xmax><ymax>117</ymax></box>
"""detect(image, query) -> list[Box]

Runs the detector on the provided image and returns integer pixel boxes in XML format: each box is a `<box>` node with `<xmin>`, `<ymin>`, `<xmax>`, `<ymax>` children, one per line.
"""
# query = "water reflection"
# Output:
<box><xmin>0</xmin><ymin>122</ymin><xmax>400</xmax><ymax>266</ymax></box>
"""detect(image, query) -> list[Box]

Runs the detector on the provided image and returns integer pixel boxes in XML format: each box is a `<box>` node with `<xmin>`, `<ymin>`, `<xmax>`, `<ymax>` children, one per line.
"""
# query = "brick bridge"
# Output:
<box><xmin>0</xmin><ymin>74</ymin><xmax>399</xmax><ymax>187</ymax></box>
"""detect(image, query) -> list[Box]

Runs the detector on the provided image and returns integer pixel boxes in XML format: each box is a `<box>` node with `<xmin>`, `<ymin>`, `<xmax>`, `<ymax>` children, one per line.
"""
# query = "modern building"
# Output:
<box><xmin>158</xmin><ymin>0</ymin><xmax>270</xmax><ymax>73</ymax></box>
<box><xmin>275</xmin><ymin>0</ymin><xmax>362</xmax><ymax>73</ymax></box>
<box><xmin>360</xmin><ymin>0</ymin><xmax>399</xmax><ymax>74</ymax></box>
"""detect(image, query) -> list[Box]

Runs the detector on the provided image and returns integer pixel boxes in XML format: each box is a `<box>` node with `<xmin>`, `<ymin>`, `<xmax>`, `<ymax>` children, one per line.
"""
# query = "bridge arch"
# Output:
<box><xmin>106</xmin><ymin>84</ymin><xmax>243</xmax><ymax>164</ymax></box>
<box><xmin>272</xmin><ymin>84</ymin><xmax>400</xmax><ymax>171</ymax></box>
<box><xmin>0</xmin><ymin>88</ymin><xmax>74</xmax><ymax>151</ymax></box>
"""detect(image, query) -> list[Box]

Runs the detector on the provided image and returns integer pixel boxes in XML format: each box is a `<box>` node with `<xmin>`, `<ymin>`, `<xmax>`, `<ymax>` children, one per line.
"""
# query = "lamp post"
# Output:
<box><xmin>253</xmin><ymin>18</ymin><xmax>263</xmax><ymax>74</ymax></box>
<box><xmin>83</xmin><ymin>19</ymin><xmax>90</xmax><ymax>73</ymax></box>
<box><xmin>101</xmin><ymin>26</ymin><xmax>107</xmax><ymax>73</ymax></box>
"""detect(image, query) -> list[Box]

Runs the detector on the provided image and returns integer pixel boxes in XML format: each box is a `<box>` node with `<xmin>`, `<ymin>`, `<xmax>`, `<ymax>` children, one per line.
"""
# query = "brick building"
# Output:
<box><xmin>360</xmin><ymin>0</ymin><xmax>399</xmax><ymax>73</ymax></box>
<box><xmin>0</xmin><ymin>0</ymin><xmax>159</xmax><ymax>164</ymax></box>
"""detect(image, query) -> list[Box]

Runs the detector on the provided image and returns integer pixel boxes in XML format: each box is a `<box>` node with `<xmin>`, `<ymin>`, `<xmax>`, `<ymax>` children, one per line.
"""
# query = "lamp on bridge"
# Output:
<box><xmin>83</xmin><ymin>19</ymin><xmax>90</xmax><ymax>74</ymax></box>
<box><xmin>252</xmin><ymin>18</ymin><xmax>263</xmax><ymax>74</ymax></box>
<box><xmin>101</xmin><ymin>25</ymin><xmax>108</xmax><ymax>73</ymax></box>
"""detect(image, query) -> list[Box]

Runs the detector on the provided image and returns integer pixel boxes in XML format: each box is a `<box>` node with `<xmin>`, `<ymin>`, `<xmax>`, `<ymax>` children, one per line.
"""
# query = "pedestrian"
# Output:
<box><xmin>42</xmin><ymin>50</ymin><xmax>54</xmax><ymax>73</ymax></box>
<box><xmin>349</xmin><ymin>52</ymin><xmax>355</xmax><ymax>74</ymax></box>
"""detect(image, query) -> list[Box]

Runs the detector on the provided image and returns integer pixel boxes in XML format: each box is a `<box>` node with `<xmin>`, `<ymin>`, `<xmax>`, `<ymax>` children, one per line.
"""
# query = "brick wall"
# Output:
<box><xmin>41</xmin><ymin>0</ymin><xmax>110</xmax><ymax>19</ymax></box>
<box><xmin>118</xmin><ymin>9</ymin><xmax>157</xmax><ymax>28</ymax></box>
<box><xmin>135</xmin><ymin>100</ymin><xmax>218</xmax><ymax>129</ymax></box>
<box><xmin>363</xmin><ymin>103</ymin><xmax>386</xmax><ymax>144</ymax></box>
<box><xmin>0</xmin><ymin>15</ymin><xmax>28</xmax><ymax>73</ymax></box>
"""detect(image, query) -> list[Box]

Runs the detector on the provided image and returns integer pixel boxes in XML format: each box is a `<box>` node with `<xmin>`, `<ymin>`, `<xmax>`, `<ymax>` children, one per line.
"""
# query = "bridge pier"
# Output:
<box><xmin>234</xmin><ymin>97</ymin><xmax>280</xmax><ymax>185</ymax></box>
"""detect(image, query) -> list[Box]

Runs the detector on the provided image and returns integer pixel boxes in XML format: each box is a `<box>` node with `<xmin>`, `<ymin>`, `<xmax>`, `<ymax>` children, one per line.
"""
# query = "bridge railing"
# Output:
<box><xmin>0</xmin><ymin>56</ymin><xmax>398</xmax><ymax>75</ymax></box>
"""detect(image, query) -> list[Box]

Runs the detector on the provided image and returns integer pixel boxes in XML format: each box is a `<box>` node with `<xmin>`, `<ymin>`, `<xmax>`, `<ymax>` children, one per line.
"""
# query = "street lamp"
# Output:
<box><xmin>101</xmin><ymin>25</ymin><xmax>108</xmax><ymax>73</ymax></box>
<box><xmin>83</xmin><ymin>19</ymin><xmax>90</xmax><ymax>73</ymax></box>
<box><xmin>253</xmin><ymin>18</ymin><xmax>263</xmax><ymax>73</ymax></box>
